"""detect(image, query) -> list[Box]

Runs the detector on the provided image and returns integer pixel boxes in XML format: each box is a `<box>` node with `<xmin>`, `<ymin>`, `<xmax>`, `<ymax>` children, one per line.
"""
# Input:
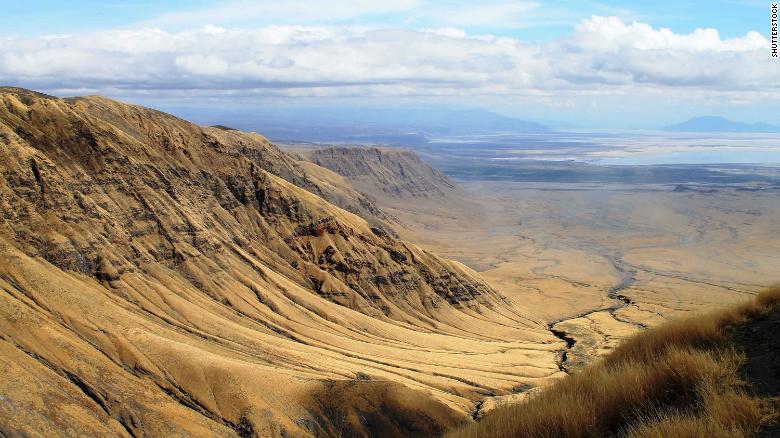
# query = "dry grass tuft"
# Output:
<box><xmin>607</xmin><ymin>287</ymin><xmax>780</xmax><ymax>368</ymax></box>
<box><xmin>446</xmin><ymin>287</ymin><xmax>780</xmax><ymax>438</ymax></box>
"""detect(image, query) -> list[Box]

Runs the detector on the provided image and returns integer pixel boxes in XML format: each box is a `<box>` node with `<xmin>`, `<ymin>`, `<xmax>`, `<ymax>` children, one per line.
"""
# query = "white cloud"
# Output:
<box><xmin>556</xmin><ymin>16</ymin><xmax>772</xmax><ymax>90</ymax></box>
<box><xmin>0</xmin><ymin>16</ymin><xmax>775</xmax><ymax>102</ymax></box>
<box><xmin>574</xmin><ymin>16</ymin><xmax>768</xmax><ymax>52</ymax></box>
<box><xmin>201</xmin><ymin>25</ymin><xmax>226</xmax><ymax>35</ymax></box>
<box><xmin>175</xmin><ymin>54</ymin><xmax>229</xmax><ymax>76</ymax></box>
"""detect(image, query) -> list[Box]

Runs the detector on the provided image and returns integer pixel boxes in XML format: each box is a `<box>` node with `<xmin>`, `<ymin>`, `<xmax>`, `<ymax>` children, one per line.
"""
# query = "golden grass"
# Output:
<box><xmin>446</xmin><ymin>287</ymin><xmax>780</xmax><ymax>438</ymax></box>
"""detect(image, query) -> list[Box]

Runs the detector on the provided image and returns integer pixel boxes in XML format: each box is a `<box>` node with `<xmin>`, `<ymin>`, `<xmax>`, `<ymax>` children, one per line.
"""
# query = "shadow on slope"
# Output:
<box><xmin>305</xmin><ymin>379</ymin><xmax>466</xmax><ymax>437</ymax></box>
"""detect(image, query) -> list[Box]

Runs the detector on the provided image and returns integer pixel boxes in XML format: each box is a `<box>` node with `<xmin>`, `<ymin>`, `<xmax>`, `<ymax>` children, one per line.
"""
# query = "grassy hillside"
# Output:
<box><xmin>447</xmin><ymin>287</ymin><xmax>780</xmax><ymax>438</ymax></box>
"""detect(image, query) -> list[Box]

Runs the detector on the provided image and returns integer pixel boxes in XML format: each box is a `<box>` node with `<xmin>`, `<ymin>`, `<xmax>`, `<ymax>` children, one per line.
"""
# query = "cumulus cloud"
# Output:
<box><xmin>574</xmin><ymin>16</ymin><xmax>767</xmax><ymax>52</ymax></box>
<box><xmin>553</xmin><ymin>17</ymin><xmax>772</xmax><ymax>90</ymax></box>
<box><xmin>0</xmin><ymin>16</ymin><xmax>774</xmax><ymax>100</ymax></box>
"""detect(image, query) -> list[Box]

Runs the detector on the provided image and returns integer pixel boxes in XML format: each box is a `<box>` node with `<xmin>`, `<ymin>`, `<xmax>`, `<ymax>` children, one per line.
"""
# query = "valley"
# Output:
<box><xmin>292</xmin><ymin>144</ymin><xmax>780</xmax><ymax>415</ymax></box>
<box><xmin>3</xmin><ymin>2</ymin><xmax>778</xmax><ymax>436</ymax></box>
<box><xmin>0</xmin><ymin>89</ymin><xmax>561</xmax><ymax>437</ymax></box>
<box><xmin>0</xmin><ymin>87</ymin><xmax>777</xmax><ymax>437</ymax></box>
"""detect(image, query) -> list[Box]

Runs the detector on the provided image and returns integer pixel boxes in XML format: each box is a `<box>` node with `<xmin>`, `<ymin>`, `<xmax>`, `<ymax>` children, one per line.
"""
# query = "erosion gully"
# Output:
<box><xmin>470</xmin><ymin>254</ymin><xmax>643</xmax><ymax>419</ymax></box>
<box><xmin>547</xmin><ymin>253</ymin><xmax>645</xmax><ymax>373</ymax></box>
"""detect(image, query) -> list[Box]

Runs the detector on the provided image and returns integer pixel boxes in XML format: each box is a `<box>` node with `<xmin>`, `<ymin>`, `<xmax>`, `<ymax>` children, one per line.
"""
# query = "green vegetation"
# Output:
<box><xmin>447</xmin><ymin>288</ymin><xmax>780</xmax><ymax>438</ymax></box>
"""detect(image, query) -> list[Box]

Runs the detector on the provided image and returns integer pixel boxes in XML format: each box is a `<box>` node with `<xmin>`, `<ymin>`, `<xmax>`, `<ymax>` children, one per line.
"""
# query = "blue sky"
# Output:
<box><xmin>1</xmin><ymin>1</ymin><xmax>768</xmax><ymax>39</ymax></box>
<box><xmin>0</xmin><ymin>1</ymin><xmax>776</xmax><ymax>128</ymax></box>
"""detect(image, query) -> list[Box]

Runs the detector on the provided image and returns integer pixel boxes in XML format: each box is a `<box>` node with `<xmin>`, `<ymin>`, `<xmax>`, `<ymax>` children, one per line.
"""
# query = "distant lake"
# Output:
<box><xmin>595</xmin><ymin>150</ymin><xmax>780</xmax><ymax>165</ymax></box>
<box><xmin>424</xmin><ymin>132</ymin><xmax>780</xmax><ymax>166</ymax></box>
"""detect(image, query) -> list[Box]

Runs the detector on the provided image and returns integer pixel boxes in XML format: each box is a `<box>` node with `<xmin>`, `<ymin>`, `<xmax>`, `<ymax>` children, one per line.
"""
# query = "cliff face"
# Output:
<box><xmin>302</xmin><ymin>146</ymin><xmax>455</xmax><ymax>199</ymax></box>
<box><xmin>0</xmin><ymin>88</ymin><xmax>556</xmax><ymax>437</ymax></box>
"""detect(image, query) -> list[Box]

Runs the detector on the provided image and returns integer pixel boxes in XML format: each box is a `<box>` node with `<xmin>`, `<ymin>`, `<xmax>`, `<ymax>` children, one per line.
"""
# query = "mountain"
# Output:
<box><xmin>297</xmin><ymin>146</ymin><xmax>455</xmax><ymax>199</ymax></box>
<box><xmin>168</xmin><ymin>106</ymin><xmax>551</xmax><ymax>144</ymax></box>
<box><xmin>0</xmin><ymin>88</ymin><xmax>555</xmax><ymax>437</ymax></box>
<box><xmin>404</xmin><ymin>108</ymin><xmax>551</xmax><ymax>134</ymax></box>
<box><xmin>664</xmin><ymin>116</ymin><xmax>780</xmax><ymax>133</ymax></box>
<box><xmin>528</xmin><ymin>118</ymin><xmax>580</xmax><ymax>130</ymax></box>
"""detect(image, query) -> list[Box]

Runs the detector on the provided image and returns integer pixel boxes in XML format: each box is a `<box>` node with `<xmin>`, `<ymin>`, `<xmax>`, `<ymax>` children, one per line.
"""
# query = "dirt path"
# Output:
<box><xmin>732</xmin><ymin>307</ymin><xmax>780</xmax><ymax>436</ymax></box>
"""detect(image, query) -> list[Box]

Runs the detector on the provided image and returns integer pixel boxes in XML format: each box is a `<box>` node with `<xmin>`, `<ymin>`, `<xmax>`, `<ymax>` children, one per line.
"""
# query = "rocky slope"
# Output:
<box><xmin>300</xmin><ymin>146</ymin><xmax>455</xmax><ymax>199</ymax></box>
<box><xmin>0</xmin><ymin>88</ymin><xmax>559</xmax><ymax>437</ymax></box>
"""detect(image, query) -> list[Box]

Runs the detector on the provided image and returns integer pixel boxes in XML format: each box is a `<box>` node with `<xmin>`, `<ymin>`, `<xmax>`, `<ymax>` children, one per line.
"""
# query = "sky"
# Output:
<box><xmin>0</xmin><ymin>0</ymin><xmax>777</xmax><ymax>128</ymax></box>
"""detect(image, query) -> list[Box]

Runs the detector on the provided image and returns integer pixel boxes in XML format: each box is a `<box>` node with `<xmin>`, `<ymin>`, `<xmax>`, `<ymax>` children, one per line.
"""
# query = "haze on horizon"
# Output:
<box><xmin>0</xmin><ymin>0</ymin><xmax>778</xmax><ymax>130</ymax></box>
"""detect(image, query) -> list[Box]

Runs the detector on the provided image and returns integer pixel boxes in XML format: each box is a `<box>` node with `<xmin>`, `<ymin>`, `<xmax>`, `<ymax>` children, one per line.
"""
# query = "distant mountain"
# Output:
<box><xmin>412</xmin><ymin>108</ymin><xmax>551</xmax><ymax>134</ymax></box>
<box><xmin>167</xmin><ymin>105</ymin><xmax>551</xmax><ymax>144</ymax></box>
<box><xmin>665</xmin><ymin>116</ymin><xmax>780</xmax><ymax>133</ymax></box>
<box><xmin>528</xmin><ymin>118</ymin><xmax>580</xmax><ymax>130</ymax></box>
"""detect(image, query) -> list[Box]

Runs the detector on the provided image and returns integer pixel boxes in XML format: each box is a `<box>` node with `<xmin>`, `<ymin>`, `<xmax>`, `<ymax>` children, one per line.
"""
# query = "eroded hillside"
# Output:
<box><xmin>0</xmin><ymin>88</ymin><xmax>559</xmax><ymax>437</ymax></box>
<box><xmin>300</xmin><ymin>146</ymin><xmax>454</xmax><ymax>199</ymax></box>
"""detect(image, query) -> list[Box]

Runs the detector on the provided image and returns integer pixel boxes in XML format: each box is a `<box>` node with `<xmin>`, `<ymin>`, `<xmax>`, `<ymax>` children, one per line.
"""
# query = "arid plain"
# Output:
<box><xmin>387</xmin><ymin>182</ymin><xmax>779</xmax><ymax>366</ymax></box>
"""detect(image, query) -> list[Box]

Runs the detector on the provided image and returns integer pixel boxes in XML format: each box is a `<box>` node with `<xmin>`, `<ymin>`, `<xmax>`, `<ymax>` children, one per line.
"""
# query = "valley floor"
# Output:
<box><xmin>384</xmin><ymin>180</ymin><xmax>780</xmax><ymax>382</ymax></box>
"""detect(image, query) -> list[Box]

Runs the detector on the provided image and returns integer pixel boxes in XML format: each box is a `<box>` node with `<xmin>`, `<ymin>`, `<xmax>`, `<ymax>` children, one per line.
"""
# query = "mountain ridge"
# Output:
<box><xmin>0</xmin><ymin>88</ymin><xmax>558</xmax><ymax>437</ymax></box>
<box><xmin>168</xmin><ymin>106</ymin><xmax>551</xmax><ymax>144</ymax></box>
<box><xmin>297</xmin><ymin>146</ymin><xmax>456</xmax><ymax>199</ymax></box>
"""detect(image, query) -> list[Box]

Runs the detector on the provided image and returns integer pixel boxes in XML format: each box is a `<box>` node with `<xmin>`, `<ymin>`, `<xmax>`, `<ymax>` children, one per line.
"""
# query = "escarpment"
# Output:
<box><xmin>0</xmin><ymin>88</ymin><xmax>558</xmax><ymax>437</ymax></box>
<box><xmin>301</xmin><ymin>146</ymin><xmax>455</xmax><ymax>199</ymax></box>
<box><xmin>0</xmin><ymin>89</ymin><xmax>497</xmax><ymax>318</ymax></box>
